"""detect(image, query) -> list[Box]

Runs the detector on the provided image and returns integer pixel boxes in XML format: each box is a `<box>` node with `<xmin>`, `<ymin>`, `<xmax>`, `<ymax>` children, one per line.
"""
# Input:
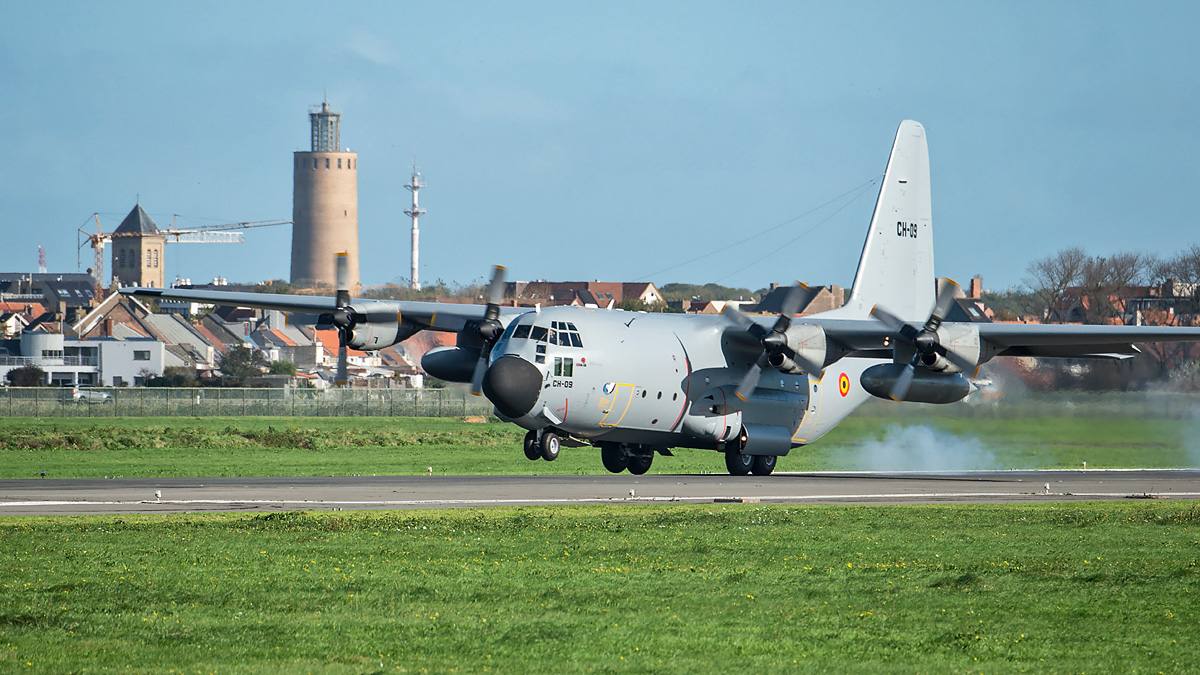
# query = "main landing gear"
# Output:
<box><xmin>523</xmin><ymin>429</ymin><xmax>560</xmax><ymax>462</ymax></box>
<box><xmin>599</xmin><ymin>442</ymin><xmax>654</xmax><ymax>475</ymax></box>
<box><xmin>725</xmin><ymin>451</ymin><xmax>777</xmax><ymax>476</ymax></box>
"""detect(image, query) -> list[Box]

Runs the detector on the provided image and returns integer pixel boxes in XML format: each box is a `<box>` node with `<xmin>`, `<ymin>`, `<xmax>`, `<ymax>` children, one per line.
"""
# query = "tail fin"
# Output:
<box><xmin>827</xmin><ymin>120</ymin><xmax>935</xmax><ymax>321</ymax></box>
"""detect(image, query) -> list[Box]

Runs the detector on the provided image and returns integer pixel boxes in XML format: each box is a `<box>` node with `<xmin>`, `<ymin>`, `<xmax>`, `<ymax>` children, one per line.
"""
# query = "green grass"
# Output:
<box><xmin>2</xmin><ymin>503</ymin><xmax>1198</xmax><ymax>673</ymax></box>
<box><xmin>1</xmin><ymin>415</ymin><xmax>1198</xmax><ymax>479</ymax></box>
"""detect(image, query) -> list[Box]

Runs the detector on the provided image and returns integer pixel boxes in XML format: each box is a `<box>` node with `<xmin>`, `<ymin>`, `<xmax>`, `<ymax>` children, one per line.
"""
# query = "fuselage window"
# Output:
<box><xmin>553</xmin><ymin>357</ymin><xmax>574</xmax><ymax>377</ymax></box>
<box><xmin>535</xmin><ymin>343</ymin><xmax>546</xmax><ymax>364</ymax></box>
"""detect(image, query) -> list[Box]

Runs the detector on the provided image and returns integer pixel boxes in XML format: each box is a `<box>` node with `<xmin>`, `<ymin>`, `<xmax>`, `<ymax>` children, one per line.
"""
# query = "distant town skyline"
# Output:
<box><xmin>3</xmin><ymin>2</ymin><xmax>1198</xmax><ymax>293</ymax></box>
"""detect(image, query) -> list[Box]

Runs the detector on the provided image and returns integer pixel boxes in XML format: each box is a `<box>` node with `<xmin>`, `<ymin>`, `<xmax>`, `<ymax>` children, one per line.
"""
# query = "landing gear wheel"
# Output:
<box><xmin>523</xmin><ymin>430</ymin><xmax>540</xmax><ymax>461</ymax></box>
<box><xmin>600</xmin><ymin>443</ymin><xmax>629</xmax><ymax>473</ymax></box>
<box><xmin>725</xmin><ymin>451</ymin><xmax>753</xmax><ymax>476</ymax></box>
<box><xmin>540</xmin><ymin>431</ymin><xmax>561</xmax><ymax>461</ymax></box>
<box><xmin>751</xmin><ymin>455</ymin><xmax>777</xmax><ymax>476</ymax></box>
<box><xmin>627</xmin><ymin>453</ymin><xmax>653</xmax><ymax>475</ymax></box>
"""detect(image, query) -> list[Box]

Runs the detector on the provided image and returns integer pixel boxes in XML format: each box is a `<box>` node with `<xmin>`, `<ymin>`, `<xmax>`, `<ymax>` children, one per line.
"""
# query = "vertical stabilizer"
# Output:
<box><xmin>826</xmin><ymin>120</ymin><xmax>935</xmax><ymax>321</ymax></box>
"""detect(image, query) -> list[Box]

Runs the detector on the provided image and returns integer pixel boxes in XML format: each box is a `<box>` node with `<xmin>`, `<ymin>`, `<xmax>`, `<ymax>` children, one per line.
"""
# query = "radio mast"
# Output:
<box><xmin>404</xmin><ymin>165</ymin><xmax>426</xmax><ymax>290</ymax></box>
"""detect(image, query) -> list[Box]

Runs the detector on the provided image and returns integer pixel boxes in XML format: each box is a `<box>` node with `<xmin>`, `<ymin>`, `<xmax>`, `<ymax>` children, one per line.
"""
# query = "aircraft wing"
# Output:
<box><xmin>119</xmin><ymin>286</ymin><xmax>526</xmax><ymax>333</ymax></box>
<box><xmin>810</xmin><ymin>319</ymin><xmax>1200</xmax><ymax>359</ymax></box>
<box><xmin>974</xmin><ymin>323</ymin><xmax>1200</xmax><ymax>358</ymax></box>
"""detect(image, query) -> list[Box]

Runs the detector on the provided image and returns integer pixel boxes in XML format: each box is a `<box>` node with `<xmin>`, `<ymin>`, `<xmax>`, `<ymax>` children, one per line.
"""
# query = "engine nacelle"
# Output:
<box><xmin>920</xmin><ymin>324</ymin><xmax>981</xmax><ymax>374</ymax></box>
<box><xmin>766</xmin><ymin>323</ymin><xmax>829</xmax><ymax>374</ymax></box>
<box><xmin>421</xmin><ymin>346</ymin><xmax>481</xmax><ymax>383</ymax></box>
<box><xmin>860</xmin><ymin>363</ymin><xmax>971</xmax><ymax>404</ymax></box>
<box><xmin>339</xmin><ymin>302</ymin><xmax>419</xmax><ymax>351</ymax></box>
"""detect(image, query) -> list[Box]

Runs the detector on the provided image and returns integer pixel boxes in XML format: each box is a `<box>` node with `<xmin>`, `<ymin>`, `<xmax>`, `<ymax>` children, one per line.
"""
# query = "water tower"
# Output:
<box><xmin>291</xmin><ymin>101</ymin><xmax>359</xmax><ymax>290</ymax></box>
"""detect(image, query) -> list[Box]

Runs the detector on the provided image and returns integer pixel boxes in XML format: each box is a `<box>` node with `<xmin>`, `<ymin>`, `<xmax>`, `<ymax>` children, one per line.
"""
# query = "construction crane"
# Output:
<box><xmin>77</xmin><ymin>213</ymin><xmax>291</xmax><ymax>293</ymax></box>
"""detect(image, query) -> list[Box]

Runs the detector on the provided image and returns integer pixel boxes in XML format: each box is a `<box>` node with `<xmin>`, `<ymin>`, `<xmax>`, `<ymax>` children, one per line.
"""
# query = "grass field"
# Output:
<box><xmin>2</xmin><ymin>502</ymin><xmax>1197</xmax><ymax>673</ymax></box>
<box><xmin>1</xmin><ymin>414</ymin><xmax>1198</xmax><ymax>479</ymax></box>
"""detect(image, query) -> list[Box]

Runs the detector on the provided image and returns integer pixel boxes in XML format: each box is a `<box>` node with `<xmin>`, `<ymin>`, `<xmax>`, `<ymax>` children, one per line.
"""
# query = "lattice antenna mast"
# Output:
<box><xmin>404</xmin><ymin>163</ymin><xmax>426</xmax><ymax>290</ymax></box>
<box><xmin>37</xmin><ymin>245</ymin><xmax>47</xmax><ymax>274</ymax></box>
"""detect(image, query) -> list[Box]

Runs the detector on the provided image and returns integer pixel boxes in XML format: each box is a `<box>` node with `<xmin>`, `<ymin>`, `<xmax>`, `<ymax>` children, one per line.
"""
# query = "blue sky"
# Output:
<box><xmin>2</xmin><ymin>1</ymin><xmax>1197</xmax><ymax>294</ymax></box>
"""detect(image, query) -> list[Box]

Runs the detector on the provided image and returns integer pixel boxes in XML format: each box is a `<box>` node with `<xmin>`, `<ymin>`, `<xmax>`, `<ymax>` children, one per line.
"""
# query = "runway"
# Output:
<box><xmin>1</xmin><ymin>469</ymin><xmax>1198</xmax><ymax>515</ymax></box>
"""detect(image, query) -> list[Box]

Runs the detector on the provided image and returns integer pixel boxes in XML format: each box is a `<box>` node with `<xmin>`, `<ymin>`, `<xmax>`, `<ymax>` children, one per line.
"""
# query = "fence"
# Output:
<box><xmin>0</xmin><ymin>387</ymin><xmax>496</xmax><ymax>419</ymax></box>
<box><xmin>3</xmin><ymin>386</ymin><xmax>1199</xmax><ymax>420</ymax></box>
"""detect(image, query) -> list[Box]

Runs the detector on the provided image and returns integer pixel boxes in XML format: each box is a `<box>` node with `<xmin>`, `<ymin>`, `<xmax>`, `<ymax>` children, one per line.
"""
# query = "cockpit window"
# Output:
<box><xmin>530</xmin><ymin>326</ymin><xmax>548</xmax><ymax>342</ymax></box>
<box><xmin>513</xmin><ymin>324</ymin><xmax>531</xmax><ymax>339</ymax></box>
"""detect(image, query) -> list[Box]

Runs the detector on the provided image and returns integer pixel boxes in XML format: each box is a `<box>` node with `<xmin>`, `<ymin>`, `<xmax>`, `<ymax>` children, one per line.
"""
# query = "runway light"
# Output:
<box><xmin>155</xmin><ymin>490</ymin><xmax>162</xmax><ymax>502</ymax></box>
<box><xmin>629</xmin><ymin>489</ymin><xmax>636</xmax><ymax>498</ymax></box>
<box><xmin>1044</xmin><ymin>483</ymin><xmax>1050</xmax><ymax>494</ymax></box>
<box><xmin>427</xmin><ymin>466</ymin><xmax>433</xmax><ymax>476</ymax></box>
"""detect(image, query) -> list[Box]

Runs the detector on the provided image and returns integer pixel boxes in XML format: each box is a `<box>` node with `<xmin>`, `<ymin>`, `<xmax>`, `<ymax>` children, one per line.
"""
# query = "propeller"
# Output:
<box><xmin>469</xmin><ymin>265</ymin><xmax>507</xmax><ymax>395</ymax></box>
<box><xmin>329</xmin><ymin>252</ymin><xmax>355</xmax><ymax>386</ymax></box>
<box><xmin>870</xmin><ymin>279</ymin><xmax>974</xmax><ymax>401</ymax></box>
<box><xmin>723</xmin><ymin>283</ymin><xmax>821</xmax><ymax>401</ymax></box>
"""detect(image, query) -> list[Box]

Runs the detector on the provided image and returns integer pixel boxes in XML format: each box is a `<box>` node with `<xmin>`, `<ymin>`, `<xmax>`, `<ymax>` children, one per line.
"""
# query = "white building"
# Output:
<box><xmin>0</xmin><ymin>331</ymin><xmax>164</xmax><ymax>387</ymax></box>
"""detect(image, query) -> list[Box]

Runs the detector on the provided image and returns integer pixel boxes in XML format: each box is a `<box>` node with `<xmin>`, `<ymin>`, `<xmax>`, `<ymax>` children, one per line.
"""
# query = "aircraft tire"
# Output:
<box><xmin>540</xmin><ymin>432</ymin><xmax>561</xmax><ymax>461</ymax></box>
<box><xmin>750</xmin><ymin>455</ymin><xmax>777</xmax><ymax>476</ymax></box>
<box><xmin>725</xmin><ymin>451</ymin><xmax>753</xmax><ymax>476</ymax></box>
<box><xmin>523</xmin><ymin>431</ymin><xmax>541</xmax><ymax>461</ymax></box>
<box><xmin>600</xmin><ymin>443</ymin><xmax>629</xmax><ymax>473</ymax></box>
<box><xmin>627</xmin><ymin>453</ymin><xmax>653</xmax><ymax>475</ymax></box>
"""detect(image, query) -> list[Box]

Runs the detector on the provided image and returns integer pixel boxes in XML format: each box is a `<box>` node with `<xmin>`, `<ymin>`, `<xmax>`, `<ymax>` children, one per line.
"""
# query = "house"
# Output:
<box><xmin>507</xmin><ymin>280</ymin><xmax>665</xmax><ymax>308</ymax></box>
<box><xmin>0</xmin><ymin>329</ymin><xmax>164</xmax><ymax>387</ymax></box>
<box><xmin>754</xmin><ymin>284</ymin><xmax>845</xmax><ymax>316</ymax></box>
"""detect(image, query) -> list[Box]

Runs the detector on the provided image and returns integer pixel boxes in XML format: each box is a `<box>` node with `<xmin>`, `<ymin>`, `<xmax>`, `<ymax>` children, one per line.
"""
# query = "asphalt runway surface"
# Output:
<box><xmin>1</xmin><ymin>469</ymin><xmax>1198</xmax><ymax>515</ymax></box>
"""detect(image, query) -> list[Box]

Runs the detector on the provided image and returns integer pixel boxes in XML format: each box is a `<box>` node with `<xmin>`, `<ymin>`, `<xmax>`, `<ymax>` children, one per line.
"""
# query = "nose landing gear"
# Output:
<box><xmin>523</xmin><ymin>429</ymin><xmax>561</xmax><ymax>462</ymax></box>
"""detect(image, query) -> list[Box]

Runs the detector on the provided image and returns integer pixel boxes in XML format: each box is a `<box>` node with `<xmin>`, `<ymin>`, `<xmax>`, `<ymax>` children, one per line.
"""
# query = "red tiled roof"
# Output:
<box><xmin>269</xmin><ymin>329</ymin><xmax>296</xmax><ymax>347</ymax></box>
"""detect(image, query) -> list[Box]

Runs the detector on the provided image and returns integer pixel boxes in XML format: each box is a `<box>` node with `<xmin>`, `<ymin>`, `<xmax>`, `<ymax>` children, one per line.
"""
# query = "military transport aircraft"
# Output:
<box><xmin>122</xmin><ymin>120</ymin><xmax>1200</xmax><ymax>476</ymax></box>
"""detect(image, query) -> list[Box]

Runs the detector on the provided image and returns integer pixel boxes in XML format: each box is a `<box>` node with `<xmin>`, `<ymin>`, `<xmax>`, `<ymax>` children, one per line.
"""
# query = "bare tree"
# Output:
<box><xmin>1076</xmin><ymin>252</ymin><xmax>1151</xmax><ymax>324</ymax></box>
<box><xmin>1023</xmin><ymin>247</ymin><xmax>1088</xmax><ymax>322</ymax></box>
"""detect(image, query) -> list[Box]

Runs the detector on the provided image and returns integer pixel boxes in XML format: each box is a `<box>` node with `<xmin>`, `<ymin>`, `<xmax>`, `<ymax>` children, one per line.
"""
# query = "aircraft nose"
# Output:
<box><xmin>482</xmin><ymin>355</ymin><xmax>542</xmax><ymax>418</ymax></box>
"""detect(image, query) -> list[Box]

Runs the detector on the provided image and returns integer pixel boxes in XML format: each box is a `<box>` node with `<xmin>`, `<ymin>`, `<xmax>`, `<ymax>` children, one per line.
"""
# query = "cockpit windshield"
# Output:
<box><xmin>510</xmin><ymin>321</ymin><xmax>583</xmax><ymax>348</ymax></box>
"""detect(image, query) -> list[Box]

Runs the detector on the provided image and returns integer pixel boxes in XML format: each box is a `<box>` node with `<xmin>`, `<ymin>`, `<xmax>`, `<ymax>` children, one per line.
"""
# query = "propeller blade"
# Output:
<box><xmin>735</xmin><ymin>354</ymin><xmax>768</xmax><ymax>402</ymax></box>
<box><xmin>335</xmin><ymin>343</ymin><xmax>349</xmax><ymax>387</ymax></box>
<box><xmin>335</xmin><ymin>252</ymin><xmax>350</xmax><ymax>309</ymax></box>
<box><xmin>925</xmin><ymin>278</ymin><xmax>961</xmax><ymax>332</ymax></box>
<box><xmin>870</xmin><ymin>304</ymin><xmax>908</xmax><ymax>335</ymax></box>
<box><xmin>469</xmin><ymin>351</ymin><xmax>488</xmax><ymax>396</ymax></box>
<box><xmin>722</xmin><ymin>305</ymin><xmax>768</xmax><ymax>341</ymax></box>
<box><xmin>889</xmin><ymin>361</ymin><xmax>916</xmax><ymax>402</ymax></box>
<box><xmin>779</xmin><ymin>282</ymin><xmax>818</xmax><ymax>320</ymax></box>
<box><xmin>485</xmin><ymin>265</ymin><xmax>506</xmax><ymax>310</ymax></box>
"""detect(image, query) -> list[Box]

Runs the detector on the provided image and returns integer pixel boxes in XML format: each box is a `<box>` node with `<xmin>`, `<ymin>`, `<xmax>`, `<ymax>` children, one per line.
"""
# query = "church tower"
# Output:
<box><xmin>111</xmin><ymin>203</ymin><xmax>165</xmax><ymax>288</ymax></box>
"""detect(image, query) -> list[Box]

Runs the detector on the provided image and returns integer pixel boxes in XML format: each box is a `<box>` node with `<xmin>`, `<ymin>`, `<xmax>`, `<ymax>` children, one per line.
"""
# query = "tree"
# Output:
<box><xmin>1024</xmin><ymin>247</ymin><xmax>1088</xmax><ymax>322</ymax></box>
<box><xmin>1076</xmin><ymin>252</ymin><xmax>1151</xmax><ymax>324</ymax></box>
<box><xmin>6</xmin><ymin>365</ymin><xmax>45</xmax><ymax>386</ymax></box>
<box><xmin>268</xmin><ymin>360</ymin><xmax>297</xmax><ymax>376</ymax></box>
<box><xmin>216</xmin><ymin>346</ymin><xmax>268</xmax><ymax>385</ymax></box>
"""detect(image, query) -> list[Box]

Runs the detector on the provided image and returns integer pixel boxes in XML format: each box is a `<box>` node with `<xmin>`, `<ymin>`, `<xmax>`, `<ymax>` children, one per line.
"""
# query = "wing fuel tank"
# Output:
<box><xmin>860</xmin><ymin>363</ymin><xmax>971</xmax><ymax>404</ymax></box>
